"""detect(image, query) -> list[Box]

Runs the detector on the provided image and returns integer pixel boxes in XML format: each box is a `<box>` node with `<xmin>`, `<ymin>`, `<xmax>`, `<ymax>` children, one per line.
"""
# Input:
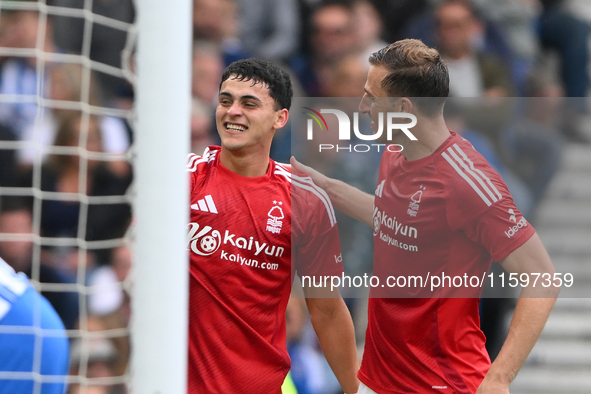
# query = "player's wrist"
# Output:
<box><xmin>483</xmin><ymin>366</ymin><xmax>514</xmax><ymax>386</ymax></box>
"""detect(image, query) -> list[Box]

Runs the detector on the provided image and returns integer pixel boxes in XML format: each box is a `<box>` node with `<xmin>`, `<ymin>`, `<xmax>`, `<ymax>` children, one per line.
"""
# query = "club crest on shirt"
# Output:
<box><xmin>266</xmin><ymin>201</ymin><xmax>284</xmax><ymax>234</ymax></box>
<box><xmin>407</xmin><ymin>186</ymin><xmax>426</xmax><ymax>217</ymax></box>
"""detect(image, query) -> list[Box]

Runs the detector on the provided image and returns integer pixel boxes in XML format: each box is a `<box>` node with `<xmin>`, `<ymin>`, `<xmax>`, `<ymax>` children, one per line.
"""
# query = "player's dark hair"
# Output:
<box><xmin>220</xmin><ymin>58</ymin><xmax>293</xmax><ymax>111</ymax></box>
<box><xmin>369</xmin><ymin>39</ymin><xmax>449</xmax><ymax>116</ymax></box>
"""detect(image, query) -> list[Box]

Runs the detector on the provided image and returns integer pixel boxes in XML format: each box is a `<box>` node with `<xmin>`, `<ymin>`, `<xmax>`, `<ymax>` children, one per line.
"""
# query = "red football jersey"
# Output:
<box><xmin>187</xmin><ymin>146</ymin><xmax>343</xmax><ymax>393</ymax></box>
<box><xmin>359</xmin><ymin>132</ymin><xmax>535</xmax><ymax>394</ymax></box>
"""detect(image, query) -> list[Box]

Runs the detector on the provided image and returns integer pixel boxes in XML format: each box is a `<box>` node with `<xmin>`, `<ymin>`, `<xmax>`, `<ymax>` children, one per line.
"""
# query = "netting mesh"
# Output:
<box><xmin>0</xmin><ymin>0</ymin><xmax>136</xmax><ymax>392</ymax></box>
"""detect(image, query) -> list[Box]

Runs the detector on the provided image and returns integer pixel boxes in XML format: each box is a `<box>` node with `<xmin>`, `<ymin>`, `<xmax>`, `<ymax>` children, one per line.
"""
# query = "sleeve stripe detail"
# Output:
<box><xmin>187</xmin><ymin>149</ymin><xmax>216</xmax><ymax>172</ymax></box>
<box><xmin>275</xmin><ymin>163</ymin><xmax>290</xmax><ymax>173</ymax></box>
<box><xmin>187</xmin><ymin>153</ymin><xmax>199</xmax><ymax>169</ymax></box>
<box><xmin>291</xmin><ymin>178</ymin><xmax>337</xmax><ymax>227</ymax></box>
<box><xmin>447</xmin><ymin>146</ymin><xmax>498</xmax><ymax>203</ymax></box>
<box><xmin>442</xmin><ymin>151</ymin><xmax>492</xmax><ymax>206</ymax></box>
<box><xmin>274</xmin><ymin>169</ymin><xmax>291</xmax><ymax>182</ymax></box>
<box><xmin>273</xmin><ymin>167</ymin><xmax>337</xmax><ymax>227</ymax></box>
<box><xmin>291</xmin><ymin>173</ymin><xmax>337</xmax><ymax>227</ymax></box>
<box><xmin>452</xmin><ymin>144</ymin><xmax>503</xmax><ymax>201</ymax></box>
<box><xmin>274</xmin><ymin>169</ymin><xmax>291</xmax><ymax>179</ymax></box>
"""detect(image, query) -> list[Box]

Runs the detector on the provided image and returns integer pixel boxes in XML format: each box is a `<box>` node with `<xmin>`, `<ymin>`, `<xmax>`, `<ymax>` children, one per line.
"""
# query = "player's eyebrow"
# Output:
<box><xmin>219</xmin><ymin>91</ymin><xmax>262</xmax><ymax>103</ymax></box>
<box><xmin>239</xmin><ymin>94</ymin><xmax>262</xmax><ymax>102</ymax></box>
<box><xmin>364</xmin><ymin>87</ymin><xmax>374</xmax><ymax>97</ymax></box>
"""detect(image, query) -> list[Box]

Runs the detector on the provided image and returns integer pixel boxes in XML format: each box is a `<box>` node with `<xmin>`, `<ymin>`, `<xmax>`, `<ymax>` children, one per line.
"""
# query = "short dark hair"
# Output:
<box><xmin>369</xmin><ymin>39</ymin><xmax>449</xmax><ymax>116</ymax></box>
<box><xmin>219</xmin><ymin>58</ymin><xmax>293</xmax><ymax>111</ymax></box>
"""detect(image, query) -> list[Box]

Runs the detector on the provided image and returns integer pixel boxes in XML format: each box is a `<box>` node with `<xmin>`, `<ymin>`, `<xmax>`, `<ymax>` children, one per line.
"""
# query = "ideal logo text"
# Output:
<box><xmin>505</xmin><ymin>217</ymin><xmax>528</xmax><ymax>238</ymax></box>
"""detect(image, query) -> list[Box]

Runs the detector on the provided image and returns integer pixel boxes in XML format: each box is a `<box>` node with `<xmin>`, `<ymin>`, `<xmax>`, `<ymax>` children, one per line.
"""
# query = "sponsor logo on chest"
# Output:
<box><xmin>187</xmin><ymin>223</ymin><xmax>285</xmax><ymax>258</ymax></box>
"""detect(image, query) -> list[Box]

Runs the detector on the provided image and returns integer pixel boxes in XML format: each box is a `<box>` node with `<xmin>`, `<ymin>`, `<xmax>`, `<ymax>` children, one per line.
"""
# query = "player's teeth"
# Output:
<box><xmin>227</xmin><ymin>124</ymin><xmax>246</xmax><ymax>131</ymax></box>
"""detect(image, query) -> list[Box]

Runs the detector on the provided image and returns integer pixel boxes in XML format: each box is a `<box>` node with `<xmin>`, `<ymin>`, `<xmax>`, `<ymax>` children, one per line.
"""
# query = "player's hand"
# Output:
<box><xmin>290</xmin><ymin>156</ymin><xmax>330</xmax><ymax>190</ymax></box>
<box><xmin>475</xmin><ymin>376</ymin><xmax>510</xmax><ymax>394</ymax></box>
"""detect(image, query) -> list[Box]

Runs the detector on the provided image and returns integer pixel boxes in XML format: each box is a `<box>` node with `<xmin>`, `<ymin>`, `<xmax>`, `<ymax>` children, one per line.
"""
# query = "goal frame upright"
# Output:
<box><xmin>134</xmin><ymin>0</ymin><xmax>192</xmax><ymax>392</ymax></box>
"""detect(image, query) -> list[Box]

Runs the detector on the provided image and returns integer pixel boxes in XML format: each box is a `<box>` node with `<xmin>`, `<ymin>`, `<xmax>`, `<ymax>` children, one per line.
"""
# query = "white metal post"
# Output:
<box><xmin>133</xmin><ymin>0</ymin><xmax>191</xmax><ymax>392</ymax></box>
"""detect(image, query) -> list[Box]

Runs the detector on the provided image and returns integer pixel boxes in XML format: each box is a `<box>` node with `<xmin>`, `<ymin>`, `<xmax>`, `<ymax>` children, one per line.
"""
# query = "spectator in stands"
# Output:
<box><xmin>351</xmin><ymin>0</ymin><xmax>388</xmax><ymax>68</ymax></box>
<box><xmin>406</xmin><ymin>0</ymin><xmax>523</xmax><ymax>92</ymax></box>
<box><xmin>472</xmin><ymin>0</ymin><xmax>540</xmax><ymax>61</ymax></box>
<box><xmin>236</xmin><ymin>0</ymin><xmax>300</xmax><ymax>60</ymax></box>
<box><xmin>539</xmin><ymin>0</ymin><xmax>590</xmax><ymax>99</ymax></box>
<box><xmin>0</xmin><ymin>124</ymin><xmax>17</xmax><ymax>187</ymax></box>
<box><xmin>501</xmin><ymin>70</ymin><xmax>565</xmax><ymax>213</ymax></box>
<box><xmin>49</xmin><ymin>244</ymin><xmax>97</xmax><ymax>281</ymax></box>
<box><xmin>69</xmin><ymin>316</ymin><xmax>126</xmax><ymax>394</ymax></box>
<box><xmin>472</xmin><ymin>0</ymin><xmax>541</xmax><ymax>94</ymax></box>
<box><xmin>193</xmin><ymin>0</ymin><xmax>251</xmax><ymax>66</ymax></box>
<box><xmin>325</xmin><ymin>55</ymin><xmax>368</xmax><ymax>98</ymax></box>
<box><xmin>52</xmin><ymin>0</ymin><xmax>135</xmax><ymax>103</ymax></box>
<box><xmin>88</xmin><ymin>245</ymin><xmax>132</xmax><ymax>321</ymax></box>
<box><xmin>190</xmin><ymin>99</ymin><xmax>217</xmax><ymax>155</ymax></box>
<box><xmin>87</xmin><ymin>245</ymin><xmax>132</xmax><ymax>377</ymax></box>
<box><xmin>19</xmin><ymin>63</ymin><xmax>131</xmax><ymax>173</ymax></box>
<box><xmin>435</xmin><ymin>0</ymin><xmax>516</xmax><ymax>97</ymax></box>
<box><xmin>0</xmin><ymin>196</ymin><xmax>79</xmax><ymax>329</ymax></box>
<box><xmin>86</xmin><ymin>245</ymin><xmax>132</xmax><ymax>378</ymax></box>
<box><xmin>370</xmin><ymin>0</ymin><xmax>430</xmax><ymax>42</ymax></box>
<box><xmin>69</xmin><ymin>386</ymin><xmax>109</xmax><ymax>394</ymax></box>
<box><xmin>192</xmin><ymin>41</ymin><xmax>225</xmax><ymax>110</ymax></box>
<box><xmin>538</xmin><ymin>0</ymin><xmax>591</xmax><ymax>142</ymax></box>
<box><xmin>0</xmin><ymin>5</ymin><xmax>57</xmax><ymax>139</ymax></box>
<box><xmin>18</xmin><ymin>114</ymin><xmax>132</xmax><ymax>264</ymax></box>
<box><xmin>288</xmin><ymin>2</ymin><xmax>356</xmax><ymax>96</ymax></box>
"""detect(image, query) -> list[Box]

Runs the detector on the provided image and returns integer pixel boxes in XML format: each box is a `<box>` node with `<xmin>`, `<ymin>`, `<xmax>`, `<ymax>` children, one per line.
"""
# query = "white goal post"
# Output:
<box><xmin>133</xmin><ymin>0</ymin><xmax>192</xmax><ymax>392</ymax></box>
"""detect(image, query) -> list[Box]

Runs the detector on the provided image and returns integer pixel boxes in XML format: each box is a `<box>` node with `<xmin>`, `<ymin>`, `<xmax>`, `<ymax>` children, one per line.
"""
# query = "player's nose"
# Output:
<box><xmin>359</xmin><ymin>95</ymin><xmax>370</xmax><ymax>113</ymax></box>
<box><xmin>226</xmin><ymin>101</ymin><xmax>243</xmax><ymax>117</ymax></box>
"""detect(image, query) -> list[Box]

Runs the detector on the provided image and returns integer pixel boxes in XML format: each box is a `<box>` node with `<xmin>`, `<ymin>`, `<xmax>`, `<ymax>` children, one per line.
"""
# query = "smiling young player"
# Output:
<box><xmin>187</xmin><ymin>58</ymin><xmax>359</xmax><ymax>394</ymax></box>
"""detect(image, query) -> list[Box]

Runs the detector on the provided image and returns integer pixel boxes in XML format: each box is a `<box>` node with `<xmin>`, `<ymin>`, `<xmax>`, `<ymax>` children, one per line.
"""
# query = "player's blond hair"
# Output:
<box><xmin>369</xmin><ymin>39</ymin><xmax>449</xmax><ymax>115</ymax></box>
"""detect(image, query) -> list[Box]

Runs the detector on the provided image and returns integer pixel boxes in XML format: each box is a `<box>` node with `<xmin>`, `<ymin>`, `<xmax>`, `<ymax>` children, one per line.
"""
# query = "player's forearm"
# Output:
<box><xmin>483</xmin><ymin>296</ymin><xmax>557</xmax><ymax>388</ymax></box>
<box><xmin>481</xmin><ymin>233</ymin><xmax>560</xmax><ymax>390</ymax></box>
<box><xmin>290</xmin><ymin>156</ymin><xmax>374</xmax><ymax>226</ymax></box>
<box><xmin>309</xmin><ymin>299</ymin><xmax>360</xmax><ymax>393</ymax></box>
<box><xmin>324</xmin><ymin>177</ymin><xmax>375</xmax><ymax>227</ymax></box>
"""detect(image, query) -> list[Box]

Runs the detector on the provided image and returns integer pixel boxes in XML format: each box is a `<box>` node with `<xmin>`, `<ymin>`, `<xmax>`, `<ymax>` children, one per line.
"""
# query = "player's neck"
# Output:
<box><xmin>398</xmin><ymin>116</ymin><xmax>451</xmax><ymax>161</ymax></box>
<box><xmin>219</xmin><ymin>147</ymin><xmax>271</xmax><ymax>177</ymax></box>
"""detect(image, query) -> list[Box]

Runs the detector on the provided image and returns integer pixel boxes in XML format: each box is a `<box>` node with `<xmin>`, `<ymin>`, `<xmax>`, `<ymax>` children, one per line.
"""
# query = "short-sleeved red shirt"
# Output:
<box><xmin>360</xmin><ymin>132</ymin><xmax>535</xmax><ymax>394</ymax></box>
<box><xmin>187</xmin><ymin>147</ymin><xmax>343</xmax><ymax>393</ymax></box>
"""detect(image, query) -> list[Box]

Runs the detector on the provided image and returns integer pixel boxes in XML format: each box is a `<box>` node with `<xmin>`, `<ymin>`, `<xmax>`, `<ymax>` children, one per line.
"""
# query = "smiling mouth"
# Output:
<box><xmin>225</xmin><ymin>122</ymin><xmax>247</xmax><ymax>132</ymax></box>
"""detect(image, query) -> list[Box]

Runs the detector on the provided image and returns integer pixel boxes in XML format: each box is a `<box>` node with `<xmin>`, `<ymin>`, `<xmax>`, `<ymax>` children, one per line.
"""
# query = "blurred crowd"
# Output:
<box><xmin>1</xmin><ymin>0</ymin><xmax>591</xmax><ymax>392</ymax></box>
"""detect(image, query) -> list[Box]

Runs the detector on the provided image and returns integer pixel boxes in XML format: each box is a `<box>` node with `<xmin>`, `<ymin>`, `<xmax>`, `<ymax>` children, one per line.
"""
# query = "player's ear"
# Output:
<box><xmin>274</xmin><ymin>108</ymin><xmax>289</xmax><ymax>129</ymax></box>
<box><xmin>400</xmin><ymin>97</ymin><xmax>413</xmax><ymax>114</ymax></box>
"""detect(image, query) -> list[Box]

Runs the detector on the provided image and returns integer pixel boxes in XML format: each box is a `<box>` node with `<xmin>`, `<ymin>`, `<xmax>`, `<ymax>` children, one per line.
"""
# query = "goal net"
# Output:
<box><xmin>0</xmin><ymin>0</ymin><xmax>191</xmax><ymax>392</ymax></box>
